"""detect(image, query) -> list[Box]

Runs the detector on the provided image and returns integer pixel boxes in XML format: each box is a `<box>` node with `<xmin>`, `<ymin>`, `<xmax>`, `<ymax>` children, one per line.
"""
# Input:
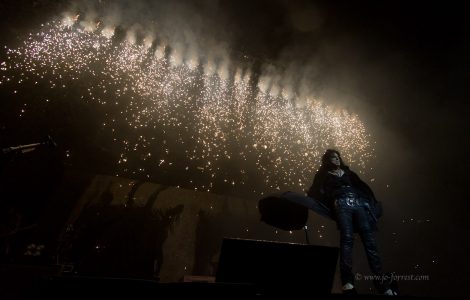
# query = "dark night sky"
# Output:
<box><xmin>0</xmin><ymin>0</ymin><xmax>469</xmax><ymax>298</ymax></box>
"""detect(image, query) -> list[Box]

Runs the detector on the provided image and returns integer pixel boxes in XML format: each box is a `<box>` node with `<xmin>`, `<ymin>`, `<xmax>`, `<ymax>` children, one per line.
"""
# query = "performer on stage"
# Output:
<box><xmin>307</xmin><ymin>149</ymin><xmax>396</xmax><ymax>295</ymax></box>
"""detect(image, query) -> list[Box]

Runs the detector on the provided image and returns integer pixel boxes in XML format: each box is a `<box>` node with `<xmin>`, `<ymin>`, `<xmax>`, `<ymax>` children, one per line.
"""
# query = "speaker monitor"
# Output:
<box><xmin>216</xmin><ymin>238</ymin><xmax>339</xmax><ymax>295</ymax></box>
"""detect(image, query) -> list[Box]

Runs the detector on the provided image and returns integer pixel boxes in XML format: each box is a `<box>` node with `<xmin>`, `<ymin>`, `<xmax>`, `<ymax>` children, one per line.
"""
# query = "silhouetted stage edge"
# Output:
<box><xmin>0</xmin><ymin>274</ymin><xmax>456</xmax><ymax>299</ymax></box>
<box><xmin>42</xmin><ymin>277</ymin><xmax>458</xmax><ymax>299</ymax></box>
<box><xmin>0</xmin><ymin>264</ymin><xmax>456</xmax><ymax>299</ymax></box>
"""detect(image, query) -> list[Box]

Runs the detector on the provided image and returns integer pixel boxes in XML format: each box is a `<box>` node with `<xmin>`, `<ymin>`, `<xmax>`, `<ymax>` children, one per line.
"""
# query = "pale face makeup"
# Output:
<box><xmin>330</xmin><ymin>152</ymin><xmax>341</xmax><ymax>167</ymax></box>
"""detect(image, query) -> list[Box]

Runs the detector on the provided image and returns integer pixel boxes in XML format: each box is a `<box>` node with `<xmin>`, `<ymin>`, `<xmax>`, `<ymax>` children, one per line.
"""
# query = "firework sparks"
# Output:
<box><xmin>0</xmin><ymin>18</ymin><xmax>373</xmax><ymax>196</ymax></box>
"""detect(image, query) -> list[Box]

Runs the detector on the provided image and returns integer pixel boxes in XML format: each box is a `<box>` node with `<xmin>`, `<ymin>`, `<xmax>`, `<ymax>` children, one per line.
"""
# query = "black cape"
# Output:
<box><xmin>259</xmin><ymin>169</ymin><xmax>383</xmax><ymax>233</ymax></box>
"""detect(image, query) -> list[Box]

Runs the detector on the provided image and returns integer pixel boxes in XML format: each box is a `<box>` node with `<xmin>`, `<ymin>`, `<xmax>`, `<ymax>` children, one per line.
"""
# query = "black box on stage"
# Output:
<box><xmin>215</xmin><ymin>238</ymin><xmax>338</xmax><ymax>295</ymax></box>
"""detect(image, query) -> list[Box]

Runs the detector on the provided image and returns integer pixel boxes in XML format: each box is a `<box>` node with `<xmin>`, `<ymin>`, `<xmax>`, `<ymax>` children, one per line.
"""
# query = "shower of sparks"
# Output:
<box><xmin>0</xmin><ymin>19</ymin><xmax>374</xmax><ymax>196</ymax></box>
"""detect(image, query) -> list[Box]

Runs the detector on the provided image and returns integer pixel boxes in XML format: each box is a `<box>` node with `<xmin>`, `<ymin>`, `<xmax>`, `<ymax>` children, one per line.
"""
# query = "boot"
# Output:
<box><xmin>342</xmin><ymin>283</ymin><xmax>358</xmax><ymax>295</ymax></box>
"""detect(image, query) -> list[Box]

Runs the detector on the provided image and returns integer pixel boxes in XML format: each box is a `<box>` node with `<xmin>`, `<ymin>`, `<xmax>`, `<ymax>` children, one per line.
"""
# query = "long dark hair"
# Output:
<box><xmin>318</xmin><ymin>149</ymin><xmax>349</xmax><ymax>173</ymax></box>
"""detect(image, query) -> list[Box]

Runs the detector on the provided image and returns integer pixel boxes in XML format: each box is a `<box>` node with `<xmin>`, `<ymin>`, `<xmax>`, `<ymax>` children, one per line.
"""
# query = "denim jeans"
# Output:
<box><xmin>335</xmin><ymin>197</ymin><xmax>390</xmax><ymax>291</ymax></box>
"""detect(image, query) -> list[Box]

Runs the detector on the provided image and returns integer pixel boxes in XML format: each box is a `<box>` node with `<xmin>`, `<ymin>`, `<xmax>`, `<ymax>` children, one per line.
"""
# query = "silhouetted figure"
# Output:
<box><xmin>68</xmin><ymin>181</ymin><xmax>183</xmax><ymax>280</ymax></box>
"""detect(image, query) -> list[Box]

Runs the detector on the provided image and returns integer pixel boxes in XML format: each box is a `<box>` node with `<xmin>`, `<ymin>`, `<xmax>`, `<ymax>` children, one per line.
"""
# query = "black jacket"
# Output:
<box><xmin>306</xmin><ymin>168</ymin><xmax>383</xmax><ymax>231</ymax></box>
